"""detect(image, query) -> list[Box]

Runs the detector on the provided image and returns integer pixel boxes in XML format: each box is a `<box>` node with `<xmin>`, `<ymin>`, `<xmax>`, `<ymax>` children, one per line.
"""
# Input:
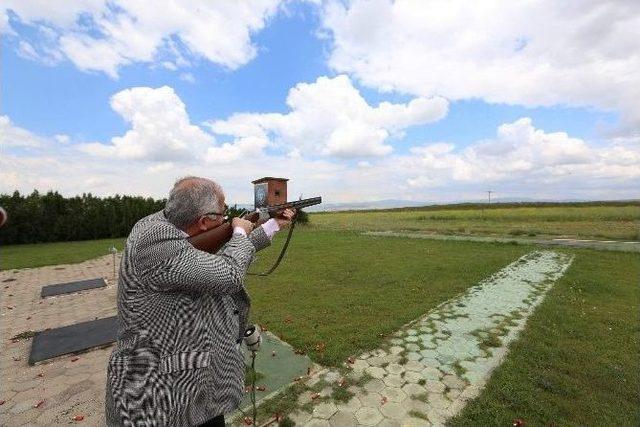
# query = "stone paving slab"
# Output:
<box><xmin>274</xmin><ymin>251</ymin><xmax>573</xmax><ymax>427</ymax></box>
<box><xmin>29</xmin><ymin>316</ymin><xmax>117</xmax><ymax>365</ymax></box>
<box><xmin>40</xmin><ymin>278</ymin><xmax>108</xmax><ymax>298</ymax></box>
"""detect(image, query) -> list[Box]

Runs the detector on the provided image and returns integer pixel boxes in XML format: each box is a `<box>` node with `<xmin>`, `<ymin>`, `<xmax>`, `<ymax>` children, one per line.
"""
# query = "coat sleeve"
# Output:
<box><xmin>135</xmin><ymin>223</ymin><xmax>256</xmax><ymax>295</ymax></box>
<box><xmin>248</xmin><ymin>225</ymin><xmax>272</xmax><ymax>252</ymax></box>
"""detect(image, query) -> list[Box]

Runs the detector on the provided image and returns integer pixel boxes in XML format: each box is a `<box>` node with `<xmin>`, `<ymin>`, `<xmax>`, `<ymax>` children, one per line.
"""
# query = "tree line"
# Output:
<box><xmin>0</xmin><ymin>190</ymin><xmax>308</xmax><ymax>245</ymax></box>
<box><xmin>0</xmin><ymin>190</ymin><xmax>165</xmax><ymax>245</ymax></box>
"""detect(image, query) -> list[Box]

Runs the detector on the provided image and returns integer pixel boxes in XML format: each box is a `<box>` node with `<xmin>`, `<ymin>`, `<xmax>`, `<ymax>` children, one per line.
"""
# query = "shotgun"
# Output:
<box><xmin>188</xmin><ymin>196</ymin><xmax>322</xmax><ymax>254</ymax></box>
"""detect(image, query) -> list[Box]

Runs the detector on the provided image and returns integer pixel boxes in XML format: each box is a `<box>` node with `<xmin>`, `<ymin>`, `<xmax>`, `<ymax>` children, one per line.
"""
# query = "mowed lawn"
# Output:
<box><xmin>449</xmin><ymin>249</ymin><xmax>640</xmax><ymax>426</ymax></box>
<box><xmin>0</xmin><ymin>237</ymin><xmax>125</xmax><ymax>270</ymax></box>
<box><xmin>310</xmin><ymin>204</ymin><xmax>640</xmax><ymax>241</ymax></box>
<box><xmin>246</xmin><ymin>229</ymin><xmax>533</xmax><ymax>366</ymax></box>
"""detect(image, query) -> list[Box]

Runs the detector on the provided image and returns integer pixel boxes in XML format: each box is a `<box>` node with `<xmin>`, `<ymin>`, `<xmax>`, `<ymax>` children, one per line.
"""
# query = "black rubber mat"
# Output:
<box><xmin>40</xmin><ymin>277</ymin><xmax>107</xmax><ymax>298</ymax></box>
<box><xmin>29</xmin><ymin>316</ymin><xmax>117</xmax><ymax>365</ymax></box>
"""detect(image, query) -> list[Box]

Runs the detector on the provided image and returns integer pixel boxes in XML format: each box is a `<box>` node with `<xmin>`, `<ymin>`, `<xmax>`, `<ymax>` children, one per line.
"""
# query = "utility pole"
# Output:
<box><xmin>482</xmin><ymin>190</ymin><xmax>493</xmax><ymax>219</ymax></box>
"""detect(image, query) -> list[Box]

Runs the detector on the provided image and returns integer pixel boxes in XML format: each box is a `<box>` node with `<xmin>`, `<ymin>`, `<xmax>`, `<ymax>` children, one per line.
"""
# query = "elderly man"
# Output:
<box><xmin>105</xmin><ymin>177</ymin><xmax>294</xmax><ymax>427</ymax></box>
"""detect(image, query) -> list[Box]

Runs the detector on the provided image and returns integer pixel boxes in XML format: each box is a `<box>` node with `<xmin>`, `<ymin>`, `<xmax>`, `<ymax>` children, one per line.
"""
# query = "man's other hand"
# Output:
<box><xmin>275</xmin><ymin>208</ymin><xmax>296</xmax><ymax>229</ymax></box>
<box><xmin>232</xmin><ymin>217</ymin><xmax>254</xmax><ymax>235</ymax></box>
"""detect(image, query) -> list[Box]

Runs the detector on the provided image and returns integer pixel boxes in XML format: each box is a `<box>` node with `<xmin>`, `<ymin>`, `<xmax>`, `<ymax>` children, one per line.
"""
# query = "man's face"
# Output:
<box><xmin>196</xmin><ymin>194</ymin><xmax>226</xmax><ymax>233</ymax></box>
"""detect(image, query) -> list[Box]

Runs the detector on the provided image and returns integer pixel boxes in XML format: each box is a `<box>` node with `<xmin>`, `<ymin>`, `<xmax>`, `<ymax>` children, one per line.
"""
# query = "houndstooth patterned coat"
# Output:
<box><xmin>105</xmin><ymin>211</ymin><xmax>270</xmax><ymax>426</ymax></box>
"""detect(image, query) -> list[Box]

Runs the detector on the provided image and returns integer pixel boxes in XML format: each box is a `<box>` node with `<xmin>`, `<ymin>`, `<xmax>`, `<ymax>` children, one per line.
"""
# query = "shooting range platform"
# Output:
<box><xmin>28</xmin><ymin>316</ymin><xmax>118</xmax><ymax>365</ymax></box>
<box><xmin>40</xmin><ymin>277</ymin><xmax>107</xmax><ymax>298</ymax></box>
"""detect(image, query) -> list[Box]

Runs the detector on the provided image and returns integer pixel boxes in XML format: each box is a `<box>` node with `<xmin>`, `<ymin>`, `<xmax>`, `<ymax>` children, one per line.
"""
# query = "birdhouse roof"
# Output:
<box><xmin>251</xmin><ymin>177</ymin><xmax>289</xmax><ymax>184</ymax></box>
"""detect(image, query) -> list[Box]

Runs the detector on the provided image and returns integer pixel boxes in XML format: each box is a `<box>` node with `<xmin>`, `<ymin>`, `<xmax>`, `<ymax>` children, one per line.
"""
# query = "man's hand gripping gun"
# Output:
<box><xmin>187</xmin><ymin>196</ymin><xmax>322</xmax><ymax>254</ymax></box>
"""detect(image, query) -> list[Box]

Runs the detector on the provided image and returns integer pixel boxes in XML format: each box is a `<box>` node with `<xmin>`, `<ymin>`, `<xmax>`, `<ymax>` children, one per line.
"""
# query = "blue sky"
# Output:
<box><xmin>1</xmin><ymin>1</ymin><xmax>638</xmax><ymax>203</ymax></box>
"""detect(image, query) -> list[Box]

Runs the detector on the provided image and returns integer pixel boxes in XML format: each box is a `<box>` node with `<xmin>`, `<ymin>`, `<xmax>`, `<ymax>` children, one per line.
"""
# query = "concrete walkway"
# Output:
<box><xmin>364</xmin><ymin>231</ymin><xmax>640</xmax><ymax>253</ymax></box>
<box><xmin>282</xmin><ymin>251</ymin><xmax>573</xmax><ymax>427</ymax></box>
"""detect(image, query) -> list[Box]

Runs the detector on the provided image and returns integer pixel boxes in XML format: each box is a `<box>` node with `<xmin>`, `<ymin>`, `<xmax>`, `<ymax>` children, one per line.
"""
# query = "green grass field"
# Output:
<box><xmin>0</xmin><ymin>237</ymin><xmax>125</xmax><ymax>270</ymax></box>
<box><xmin>310</xmin><ymin>204</ymin><xmax>640</xmax><ymax>241</ymax></box>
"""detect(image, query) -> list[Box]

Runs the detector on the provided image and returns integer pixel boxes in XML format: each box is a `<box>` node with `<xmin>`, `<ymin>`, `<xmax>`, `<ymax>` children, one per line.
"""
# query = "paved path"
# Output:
<box><xmin>0</xmin><ymin>254</ymin><xmax>119</xmax><ymax>426</ymax></box>
<box><xmin>364</xmin><ymin>231</ymin><xmax>640</xmax><ymax>253</ymax></box>
<box><xmin>280</xmin><ymin>251</ymin><xmax>573</xmax><ymax>427</ymax></box>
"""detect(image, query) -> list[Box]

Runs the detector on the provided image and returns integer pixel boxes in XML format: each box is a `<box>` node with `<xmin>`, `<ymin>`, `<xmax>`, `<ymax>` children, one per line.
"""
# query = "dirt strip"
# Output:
<box><xmin>364</xmin><ymin>231</ymin><xmax>639</xmax><ymax>253</ymax></box>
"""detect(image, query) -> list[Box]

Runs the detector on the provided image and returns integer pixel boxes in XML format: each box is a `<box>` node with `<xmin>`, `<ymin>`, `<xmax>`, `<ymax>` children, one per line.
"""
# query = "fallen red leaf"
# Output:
<box><xmin>36</xmin><ymin>373</ymin><xmax>44</xmax><ymax>378</ymax></box>
<box><xmin>380</xmin><ymin>396</ymin><xmax>388</xmax><ymax>405</ymax></box>
<box><xmin>70</xmin><ymin>357</ymin><xmax>79</xmax><ymax>362</ymax></box>
<box><xmin>26</xmin><ymin>316</ymin><xmax>31</xmax><ymax>320</ymax></box>
<box><xmin>311</xmin><ymin>392</ymin><xmax>320</xmax><ymax>400</ymax></box>
<box><xmin>0</xmin><ymin>400</ymin><xmax>5</xmax><ymax>405</ymax></box>
<box><xmin>73</xmin><ymin>415</ymin><xmax>84</xmax><ymax>422</ymax></box>
<box><xmin>33</xmin><ymin>399</ymin><xmax>45</xmax><ymax>408</ymax></box>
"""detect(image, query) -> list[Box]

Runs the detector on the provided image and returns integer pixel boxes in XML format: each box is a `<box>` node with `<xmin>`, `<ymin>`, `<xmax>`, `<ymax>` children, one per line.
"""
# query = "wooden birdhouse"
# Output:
<box><xmin>252</xmin><ymin>177</ymin><xmax>288</xmax><ymax>209</ymax></box>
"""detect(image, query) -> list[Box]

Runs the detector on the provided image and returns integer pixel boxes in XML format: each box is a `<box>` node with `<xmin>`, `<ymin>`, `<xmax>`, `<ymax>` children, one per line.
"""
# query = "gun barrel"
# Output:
<box><xmin>265</xmin><ymin>196</ymin><xmax>322</xmax><ymax>212</ymax></box>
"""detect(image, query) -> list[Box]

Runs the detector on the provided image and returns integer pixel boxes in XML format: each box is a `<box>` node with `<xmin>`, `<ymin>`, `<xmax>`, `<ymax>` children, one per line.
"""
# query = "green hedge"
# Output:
<box><xmin>0</xmin><ymin>190</ymin><xmax>165</xmax><ymax>245</ymax></box>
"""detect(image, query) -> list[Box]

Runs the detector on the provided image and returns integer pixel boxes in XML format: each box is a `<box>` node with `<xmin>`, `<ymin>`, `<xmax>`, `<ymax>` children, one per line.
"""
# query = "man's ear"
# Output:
<box><xmin>197</xmin><ymin>216</ymin><xmax>209</xmax><ymax>231</ymax></box>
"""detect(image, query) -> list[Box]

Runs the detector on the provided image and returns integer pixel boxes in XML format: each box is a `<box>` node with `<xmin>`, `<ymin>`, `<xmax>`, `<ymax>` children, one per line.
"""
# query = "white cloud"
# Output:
<box><xmin>206</xmin><ymin>136</ymin><xmax>270</xmax><ymax>164</ymax></box>
<box><xmin>78</xmin><ymin>86</ymin><xmax>268</xmax><ymax>164</ymax></box>
<box><xmin>209</xmin><ymin>75</ymin><xmax>448</xmax><ymax>158</ymax></box>
<box><xmin>79</xmin><ymin>86</ymin><xmax>213</xmax><ymax>161</ymax></box>
<box><xmin>2</xmin><ymin>0</ymin><xmax>282</xmax><ymax>77</ymax></box>
<box><xmin>0</xmin><ymin>115</ymin><xmax>45</xmax><ymax>148</ymax></box>
<box><xmin>404</xmin><ymin>117</ymin><xmax>640</xmax><ymax>189</ymax></box>
<box><xmin>321</xmin><ymin>0</ymin><xmax>640</xmax><ymax>131</ymax></box>
<box><xmin>1</xmin><ymin>114</ymin><xmax>639</xmax><ymax>203</ymax></box>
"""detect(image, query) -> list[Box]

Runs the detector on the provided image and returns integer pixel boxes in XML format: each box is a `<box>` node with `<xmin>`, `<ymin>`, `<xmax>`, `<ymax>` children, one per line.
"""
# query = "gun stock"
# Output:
<box><xmin>187</xmin><ymin>222</ymin><xmax>232</xmax><ymax>254</ymax></box>
<box><xmin>187</xmin><ymin>211</ymin><xmax>263</xmax><ymax>254</ymax></box>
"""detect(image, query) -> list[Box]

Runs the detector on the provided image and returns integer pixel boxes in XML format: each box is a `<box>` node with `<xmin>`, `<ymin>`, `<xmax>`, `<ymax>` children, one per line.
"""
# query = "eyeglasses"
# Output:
<box><xmin>204</xmin><ymin>204</ymin><xmax>228</xmax><ymax>220</ymax></box>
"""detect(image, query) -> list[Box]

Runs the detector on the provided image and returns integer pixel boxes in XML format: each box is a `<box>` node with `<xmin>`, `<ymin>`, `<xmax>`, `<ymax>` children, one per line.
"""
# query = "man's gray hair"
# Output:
<box><xmin>164</xmin><ymin>176</ymin><xmax>224</xmax><ymax>230</ymax></box>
